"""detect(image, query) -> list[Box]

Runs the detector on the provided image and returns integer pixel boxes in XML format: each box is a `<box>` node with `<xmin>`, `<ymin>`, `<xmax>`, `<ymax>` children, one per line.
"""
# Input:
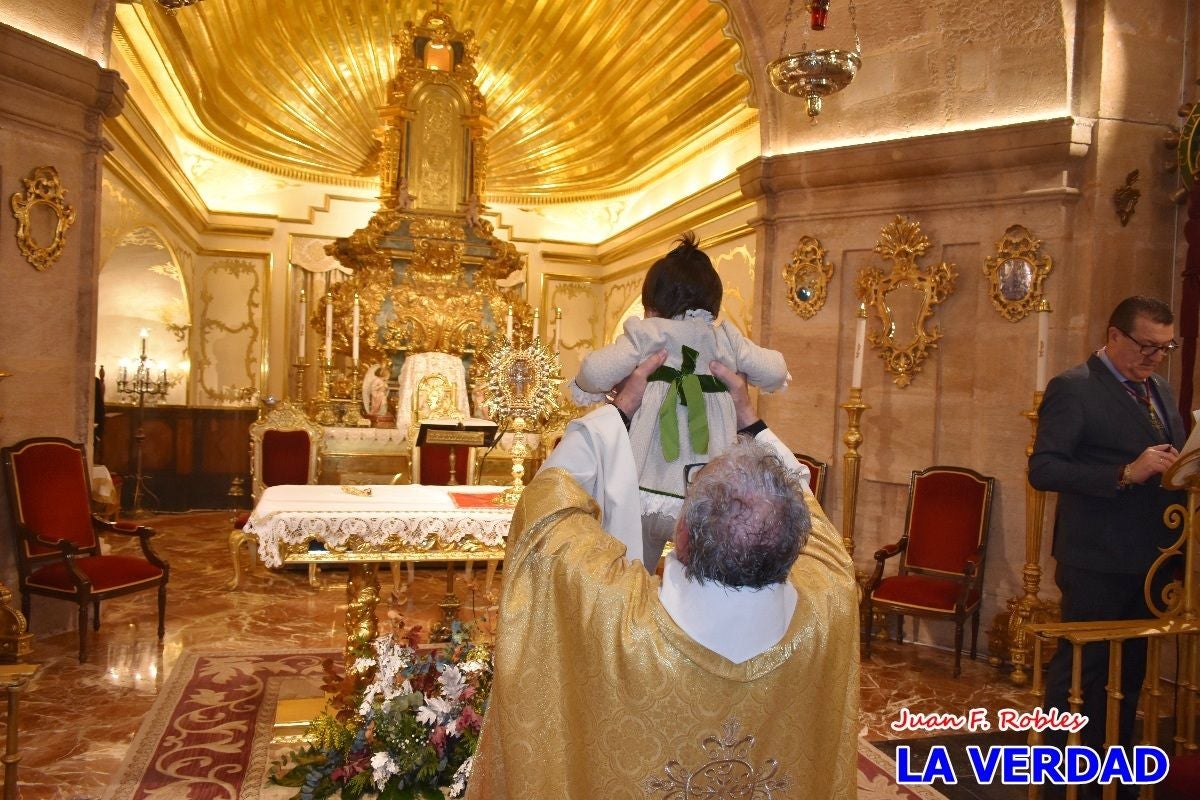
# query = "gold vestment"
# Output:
<box><xmin>467</xmin><ymin>468</ymin><xmax>860</xmax><ymax>799</ymax></box>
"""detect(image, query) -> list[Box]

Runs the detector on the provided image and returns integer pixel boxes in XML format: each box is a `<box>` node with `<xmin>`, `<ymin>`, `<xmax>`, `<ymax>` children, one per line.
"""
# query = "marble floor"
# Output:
<box><xmin>4</xmin><ymin>510</ymin><xmax>1037</xmax><ymax>799</ymax></box>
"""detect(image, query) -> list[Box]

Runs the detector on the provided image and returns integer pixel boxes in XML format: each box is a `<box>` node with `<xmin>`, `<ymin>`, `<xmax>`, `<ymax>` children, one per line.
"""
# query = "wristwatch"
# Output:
<box><xmin>1118</xmin><ymin>463</ymin><xmax>1133</xmax><ymax>489</ymax></box>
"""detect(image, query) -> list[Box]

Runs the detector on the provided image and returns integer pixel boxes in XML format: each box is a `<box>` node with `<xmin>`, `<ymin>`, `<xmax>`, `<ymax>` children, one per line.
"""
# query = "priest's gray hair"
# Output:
<box><xmin>680</xmin><ymin>436</ymin><xmax>811</xmax><ymax>588</ymax></box>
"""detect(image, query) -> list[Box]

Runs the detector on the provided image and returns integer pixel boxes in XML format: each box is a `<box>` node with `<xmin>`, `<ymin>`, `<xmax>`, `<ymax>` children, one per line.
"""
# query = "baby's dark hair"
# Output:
<box><xmin>642</xmin><ymin>232</ymin><xmax>723</xmax><ymax>319</ymax></box>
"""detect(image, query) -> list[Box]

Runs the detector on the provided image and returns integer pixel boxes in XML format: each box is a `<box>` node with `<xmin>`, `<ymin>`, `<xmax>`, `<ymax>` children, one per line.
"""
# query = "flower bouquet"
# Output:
<box><xmin>271</xmin><ymin>620</ymin><xmax>492</xmax><ymax>799</ymax></box>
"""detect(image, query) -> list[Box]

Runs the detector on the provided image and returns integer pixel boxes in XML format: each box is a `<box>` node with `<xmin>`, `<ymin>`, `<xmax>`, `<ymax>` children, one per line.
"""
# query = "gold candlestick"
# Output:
<box><xmin>840</xmin><ymin>386</ymin><xmax>869</xmax><ymax>558</ymax></box>
<box><xmin>313</xmin><ymin>357</ymin><xmax>338</xmax><ymax>426</ymax></box>
<box><xmin>991</xmin><ymin>391</ymin><xmax>1058</xmax><ymax>684</ymax></box>
<box><xmin>496</xmin><ymin>416</ymin><xmax>529</xmax><ymax>506</ymax></box>
<box><xmin>292</xmin><ymin>358</ymin><xmax>308</xmax><ymax>403</ymax></box>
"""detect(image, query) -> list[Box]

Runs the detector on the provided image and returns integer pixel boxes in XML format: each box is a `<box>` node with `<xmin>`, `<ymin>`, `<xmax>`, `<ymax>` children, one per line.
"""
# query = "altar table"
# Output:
<box><xmin>243</xmin><ymin>484</ymin><xmax>512</xmax><ymax>669</ymax></box>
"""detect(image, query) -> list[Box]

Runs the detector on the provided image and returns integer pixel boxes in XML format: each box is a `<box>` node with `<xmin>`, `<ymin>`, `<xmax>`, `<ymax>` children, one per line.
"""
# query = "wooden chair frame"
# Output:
<box><xmin>1</xmin><ymin>437</ymin><xmax>169</xmax><ymax>663</ymax></box>
<box><xmin>862</xmin><ymin>465</ymin><xmax>995</xmax><ymax>677</ymax></box>
<box><xmin>792</xmin><ymin>452</ymin><xmax>828</xmax><ymax>504</ymax></box>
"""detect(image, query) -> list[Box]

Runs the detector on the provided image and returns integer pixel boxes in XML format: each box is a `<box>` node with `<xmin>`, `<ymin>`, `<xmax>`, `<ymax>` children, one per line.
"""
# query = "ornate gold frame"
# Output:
<box><xmin>10</xmin><ymin>166</ymin><xmax>76</xmax><ymax>272</ymax></box>
<box><xmin>782</xmin><ymin>235</ymin><xmax>834</xmax><ymax>320</ymax></box>
<box><xmin>855</xmin><ymin>217</ymin><xmax>957</xmax><ymax>388</ymax></box>
<box><xmin>983</xmin><ymin>225</ymin><xmax>1053</xmax><ymax>323</ymax></box>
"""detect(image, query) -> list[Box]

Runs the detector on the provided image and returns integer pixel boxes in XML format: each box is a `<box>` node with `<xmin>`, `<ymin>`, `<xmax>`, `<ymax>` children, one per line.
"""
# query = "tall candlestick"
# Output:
<box><xmin>1035</xmin><ymin>300</ymin><xmax>1051</xmax><ymax>392</ymax></box>
<box><xmin>139</xmin><ymin>328</ymin><xmax>148</xmax><ymax>358</ymax></box>
<box><xmin>851</xmin><ymin>304</ymin><xmax>867</xmax><ymax>389</ymax></box>
<box><xmin>324</xmin><ymin>291</ymin><xmax>333</xmax><ymax>364</ymax></box>
<box><xmin>352</xmin><ymin>293</ymin><xmax>360</xmax><ymax>363</ymax></box>
<box><xmin>532</xmin><ymin>308</ymin><xmax>540</xmax><ymax>340</ymax></box>
<box><xmin>298</xmin><ymin>288</ymin><xmax>307</xmax><ymax>357</ymax></box>
<box><xmin>506</xmin><ymin>306</ymin><xmax>514</xmax><ymax>342</ymax></box>
<box><xmin>553</xmin><ymin>307</ymin><xmax>562</xmax><ymax>352</ymax></box>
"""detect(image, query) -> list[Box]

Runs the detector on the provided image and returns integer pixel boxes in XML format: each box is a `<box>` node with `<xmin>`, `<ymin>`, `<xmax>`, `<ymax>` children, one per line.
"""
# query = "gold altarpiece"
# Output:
<box><xmin>311</xmin><ymin>8</ymin><xmax>536</xmax><ymax>432</ymax></box>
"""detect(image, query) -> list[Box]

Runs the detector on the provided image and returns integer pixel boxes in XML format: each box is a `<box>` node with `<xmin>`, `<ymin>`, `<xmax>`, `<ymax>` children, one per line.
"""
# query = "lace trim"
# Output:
<box><xmin>570</xmin><ymin>379</ymin><xmax>606</xmax><ymax>406</ymax></box>
<box><xmin>677</xmin><ymin>309</ymin><xmax>715</xmax><ymax>324</ymax></box>
<box><xmin>640</xmin><ymin>490</ymin><xmax>684</xmax><ymax>517</ymax></box>
<box><xmin>246</xmin><ymin>512</ymin><xmax>511</xmax><ymax>568</ymax></box>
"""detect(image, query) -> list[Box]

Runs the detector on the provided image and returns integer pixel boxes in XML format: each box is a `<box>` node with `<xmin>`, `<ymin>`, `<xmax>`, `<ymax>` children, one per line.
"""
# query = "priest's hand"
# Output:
<box><xmin>709</xmin><ymin>361</ymin><xmax>757</xmax><ymax>429</ymax></box>
<box><xmin>611</xmin><ymin>350</ymin><xmax>668</xmax><ymax>420</ymax></box>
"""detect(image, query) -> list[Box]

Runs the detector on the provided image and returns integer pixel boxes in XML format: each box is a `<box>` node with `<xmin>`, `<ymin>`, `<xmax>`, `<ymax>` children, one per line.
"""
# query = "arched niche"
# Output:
<box><xmin>97</xmin><ymin>227</ymin><xmax>191</xmax><ymax>406</ymax></box>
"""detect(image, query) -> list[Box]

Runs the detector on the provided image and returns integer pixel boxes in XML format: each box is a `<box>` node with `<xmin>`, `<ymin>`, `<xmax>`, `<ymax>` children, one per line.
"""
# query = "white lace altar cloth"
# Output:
<box><xmin>245</xmin><ymin>484</ymin><xmax>512</xmax><ymax>568</ymax></box>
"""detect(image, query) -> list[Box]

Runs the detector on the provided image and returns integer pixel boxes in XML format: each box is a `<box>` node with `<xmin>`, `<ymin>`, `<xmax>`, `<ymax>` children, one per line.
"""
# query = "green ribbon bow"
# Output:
<box><xmin>649</xmin><ymin>345</ymin><xmax>728</xmax><ymax>462</ymax></box>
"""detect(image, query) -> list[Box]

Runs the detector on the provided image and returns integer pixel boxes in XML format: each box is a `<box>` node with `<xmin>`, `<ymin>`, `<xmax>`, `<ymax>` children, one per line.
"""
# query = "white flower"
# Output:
<box><xmin>416</xmin><ymin>695</ymin><xmax>453</xmax><ymax>726</ymax></box>
<box><xmin>438</xmin><ymin>664</ymin><xmax>467</xmax><ymax>701</ymax></box>
<box><xmin>371</xmin><ymin>751</ymin><xmax>401</xmax><ymax>789</ymax></box>
<box><xmin>351</xmin><ymin>656</ymin><xmax>376</xmax><ymax>674</ymax></box>
<box><xmin>458</xmin><ymin>660</ymin><xmax>486</xmax><ymax>675</ymax></box>
<box><xmin>448</xmin><ymin>756</ymin><xmax>473</xmax><ymax>798</ymax></box>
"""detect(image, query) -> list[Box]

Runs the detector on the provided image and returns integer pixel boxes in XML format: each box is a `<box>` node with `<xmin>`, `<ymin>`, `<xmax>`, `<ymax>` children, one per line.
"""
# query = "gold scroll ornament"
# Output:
<box><xmin>855</xmin><ymin>216</ymin><xmax>957</xmax><ymax>388</ymax></box>
<box><xmin>983</xmin><ymin>225</ymin><xmax>1053</xmax><ymax>323</ymax></box>
<box><xmin>11</xmin><ymin>166</ymin><xmax>76</xmax><ymax>272</ymax></box>
<box><xmin>783</xmin><ymin>235</ymin><xmax>835</xmax><ymax>320</ymax></box>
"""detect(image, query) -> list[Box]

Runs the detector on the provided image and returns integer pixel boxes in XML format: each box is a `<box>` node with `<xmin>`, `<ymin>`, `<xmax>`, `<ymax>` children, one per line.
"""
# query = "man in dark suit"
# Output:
<box><xmin>1030</xmin><ymin>296</ymin><xmax>1185</xmax><ymax>789</ymax></box>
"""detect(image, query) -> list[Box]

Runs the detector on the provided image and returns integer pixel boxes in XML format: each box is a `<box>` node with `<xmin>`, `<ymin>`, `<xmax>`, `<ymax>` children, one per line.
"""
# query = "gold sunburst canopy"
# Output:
<box><xmin>118</xmin><ymin>0</ymin><xmax>751</xmax><ymax>202</ymax></box>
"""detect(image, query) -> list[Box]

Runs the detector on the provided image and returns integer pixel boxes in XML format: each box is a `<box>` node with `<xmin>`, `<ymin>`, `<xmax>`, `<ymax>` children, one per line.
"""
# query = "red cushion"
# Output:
<box><xmin>8</xmin><ymin>441</ymin><xmax>96</xmax><ymax>556</ymax></box>
<box><xmin>872</xmin><ymin>574</ymin><xmax>980</xmax><ymax>613</ymax></box>
<box><xmin>232</xmin><ymin>510</ymin><xmax>251</xmax><ymax>529</ymax></box>
<box><xmin>261</xmin><ymin>430</ymin><xmax>312</xmax><ymax>487</ymax></box>
<box><xmin>905</xmin><ymin>471</ymin><xmax>989</xmax><ymax>574</ymax></box>
<box><xmin>26</xmin><ymin>555</ymin><xmax>163</xmax><ymax>593</ymax></box>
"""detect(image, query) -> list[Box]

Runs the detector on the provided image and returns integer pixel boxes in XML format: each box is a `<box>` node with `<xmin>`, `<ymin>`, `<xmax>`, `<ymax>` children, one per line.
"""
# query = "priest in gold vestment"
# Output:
<box><xmin>467</xmin><ymin>359</ymin><xmax>860</xmax><ymax>799</ymax></box>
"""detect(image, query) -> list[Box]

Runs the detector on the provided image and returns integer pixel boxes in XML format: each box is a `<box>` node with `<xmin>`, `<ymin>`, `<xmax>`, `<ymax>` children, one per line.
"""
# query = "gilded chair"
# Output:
<box><xmin>792</xmin><ymin>452</ymin><xmax>828</xmax><ymax>504</ymax></box>
<box><xmin>228</xmin><ymin>402</ymin><xmax>323</xmax><ymax>590</ymax></box>
<box><xmin>1</xmin><ymin>438</ymin><xmax>169</xmax><ymax>663</ymax></box>
<box><xmin>863</xmin><ymin>465</ymin><xmax>995</xmax><ymax>677</ymax></box>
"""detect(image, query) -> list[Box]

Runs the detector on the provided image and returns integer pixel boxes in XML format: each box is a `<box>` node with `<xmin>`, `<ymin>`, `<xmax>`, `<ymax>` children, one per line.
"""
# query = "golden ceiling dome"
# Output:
<box><xmin>115</xmin><ymin>0</ymin><xmax>752</xmax><ymax>203</ymax></box>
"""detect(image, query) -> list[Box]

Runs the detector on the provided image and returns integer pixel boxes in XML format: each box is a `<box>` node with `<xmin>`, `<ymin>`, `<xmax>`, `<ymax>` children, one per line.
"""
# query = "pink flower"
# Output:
<box><xmin>457</xmin><ymin>705</ymin><xmax>483</xmax><ymax>734</ymax></box>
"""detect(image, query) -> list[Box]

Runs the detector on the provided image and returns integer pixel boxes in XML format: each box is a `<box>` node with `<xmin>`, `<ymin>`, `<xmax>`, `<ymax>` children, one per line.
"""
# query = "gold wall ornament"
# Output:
<box><xmin>782</xmin><ymin>235</ymin><xmax>835</xmax><ymax>319</ymax></box>
<box><xmin>1113</xmin><ymin>169</ymin><xmax>1141</xmax><ymax>226</ymax></box>
<box><xmin>982</xmin><ymin>225</ymin><xmax>1053</xmax><ymax>322</ymax></box>
<box><xmin>10</xmin><ymin>166</ymin><xmax>76</xmax><ymax>272</ymax></box>
<box><xmin>855</xmin><ymin>216</ymin><xmax>957</xmax><ymax>388</ymax></box>
<box><xmin>643</xmin><ymin>718</ymin><xmax>791</xmax><ymax>797</ymax></box>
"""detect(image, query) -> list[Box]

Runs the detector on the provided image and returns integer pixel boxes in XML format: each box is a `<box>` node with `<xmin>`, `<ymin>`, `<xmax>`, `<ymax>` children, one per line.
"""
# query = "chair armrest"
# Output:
<box><xmin>865</xmin><ymin>537</ymin><xmax>906</xmax><ymax>593</ymax></box>
<box><xmin>93</xmin><ymin>517</ymin><xmax>168</xmax><ymax>571</ymax></box>
<box><xmin>33</xmin><ymin>533</ymin><xmax>80</xmax><ymax>555</ymax></box>
<box><xmin>93</xmin><ymin>516</ymin><xmax>154</xmax><ymax>539</ymax></box>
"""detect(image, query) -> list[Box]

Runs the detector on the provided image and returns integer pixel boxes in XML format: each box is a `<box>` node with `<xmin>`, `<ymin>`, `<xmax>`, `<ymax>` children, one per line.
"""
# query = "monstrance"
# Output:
<box><xmin>477</xmin><ymin>335</ymin><xmax>562</xmax><ymax>505</ymax></box>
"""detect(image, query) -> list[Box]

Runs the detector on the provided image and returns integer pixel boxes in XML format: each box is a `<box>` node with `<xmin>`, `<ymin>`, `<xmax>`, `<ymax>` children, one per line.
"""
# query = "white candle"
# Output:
<box><xmin>553</xmin><ymin>307</ymin><xmax>562</xmax><ymax>352</ymax></box>
<box><xmin>352</xmin><ymin>293</ymin><xmax>360</xmax><ymax>363</ymax></box>
<box><xmin>851</xmin><ymin>304</ymin><xmax>867</xmax><ymax>389</ymax></box>
<box><xmin>139</xmin><ymin>328</ymin><xmax>148</xmax><ymax>357</ymax></box>
<box><xmin>298</xmin><ymin>288</ymin><xmax>307</xmax><ymax>358</ymax></box>
<box><xmin>1036</xmin><ymin>303</ymin><xmax>1050</xmax><ymax>392</ymax></box>
<box><xmin>532</xmin><ymin>308</ymin><xmax>540</xmax><ymax>340</ymax></box>
<box><xmin>324</xmin><ymin>292</ymin><xmax>333</xmax><ymax>363</ymax></box>
<box><xmin>506</xmin><ymin>306</ymin><xmax>513</xmax><ymax>342</ymax></box>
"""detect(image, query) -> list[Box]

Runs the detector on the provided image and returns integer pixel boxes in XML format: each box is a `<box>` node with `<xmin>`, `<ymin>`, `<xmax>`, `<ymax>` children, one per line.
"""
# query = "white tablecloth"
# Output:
<box><xmin>245</xmin><ymin>484</ymin><xmax>513</xmax><ymax>567</ymax></box>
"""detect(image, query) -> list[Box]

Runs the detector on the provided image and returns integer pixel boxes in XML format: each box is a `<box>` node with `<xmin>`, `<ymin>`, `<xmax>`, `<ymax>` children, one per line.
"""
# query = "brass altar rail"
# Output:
<box><xmin>1028</xmin><ymin>616</ymin><xmax>1200</xmax><ymax>800</ymax></box>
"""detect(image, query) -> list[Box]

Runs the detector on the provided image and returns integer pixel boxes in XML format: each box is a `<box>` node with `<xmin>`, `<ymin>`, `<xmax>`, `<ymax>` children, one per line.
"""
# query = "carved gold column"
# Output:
<box><xmin>0</xmin><ymin>581</ymin><xmax>32</xmax><ymax>663</ymax></box>
<box><xmin>1</xmin><ymin>663</ymin><xmax>38</xmax><ymax>800</ymax></box>
<box><xmin>344</xmin><ymin>564</ymin><xmax>379</xmax><ymax>692</ymax></box>
<box><xmin>840</xmin><ymin>386</ymin><xmax>869</xmax><ymax>558</ymax></box>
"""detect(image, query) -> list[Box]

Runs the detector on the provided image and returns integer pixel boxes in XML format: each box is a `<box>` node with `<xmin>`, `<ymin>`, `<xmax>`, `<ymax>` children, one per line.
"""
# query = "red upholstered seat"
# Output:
<box><xmin>863</xmin><ymin>465</ymin><xmax>995</xmax><ymax>677</ymax></box>
<box><xmin>27</xmin><ymin>555</ymin><xmax>164</xmax><ymax>593</ymax></box>
<box><xmin>2</xmin><ymin>437</ymin><xmax>170</xmax><ymax>663</ymax></box>
<box><xmin>793</xmin><ymin>452</ymin><xmax>828</xmax><ymax>504</ymax></box>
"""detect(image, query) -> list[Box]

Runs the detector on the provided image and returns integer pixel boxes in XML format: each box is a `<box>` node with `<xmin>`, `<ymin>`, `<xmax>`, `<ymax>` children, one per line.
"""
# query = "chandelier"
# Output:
<box><xmin>151</xmin><ymin>0</ymin><xmax>203</xmax><ymax>11</ymax></box>
<box><xmin>768</xmin><ymin>0</ymin><xmax>862</xmax><ymax>120</ymax></box>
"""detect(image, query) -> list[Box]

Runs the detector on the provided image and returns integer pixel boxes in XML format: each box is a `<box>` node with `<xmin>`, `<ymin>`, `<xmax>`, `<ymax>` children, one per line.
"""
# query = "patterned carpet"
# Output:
<box><xmin>104</xmin><ymin>648</ymin><xmax>948</xmax><ymax>799</ymax></box>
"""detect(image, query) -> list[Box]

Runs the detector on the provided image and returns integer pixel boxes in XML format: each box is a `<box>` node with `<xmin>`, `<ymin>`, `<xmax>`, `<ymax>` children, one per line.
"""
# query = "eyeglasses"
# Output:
<box><xmin>683</xmin><ymin>462</ymin><xmax>708</xmax><ymax>489</ymax></box>
<box><xmin>1118</xmin><ymin>329</ymin><xmax>1179</xmax><ymax>357</ymax></box>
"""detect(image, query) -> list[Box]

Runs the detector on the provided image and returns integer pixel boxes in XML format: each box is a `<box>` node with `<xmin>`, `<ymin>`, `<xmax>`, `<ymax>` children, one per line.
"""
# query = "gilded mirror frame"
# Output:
<box><xmin>982</xmin><ymin>224</ymin><xmax>1052</xmax><ymax>322</ymax></box>
<box><xmin>783</xmin><ymin>235</ymin><xmax>835</xmax><ymax>319</ymax></box>
<box><xmin>855</xmin><ymin>216</ymin><xmax>957</xmax><ymax>388</ymax></box>
<box><xmin>10</xmin><ymin>166</ymin><xmax>76</xmax><ymax>272</ymax></box>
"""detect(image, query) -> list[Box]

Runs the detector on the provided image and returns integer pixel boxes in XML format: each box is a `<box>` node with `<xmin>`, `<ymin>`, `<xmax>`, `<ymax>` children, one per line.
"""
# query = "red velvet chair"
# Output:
<box><xmin>228</xmin><ymin>402</ymin><xmax>323</xmax><ymax>589</ymax></box>
<box><xmin>1</xmin><ymin>437</ymin><xmax>169</xmax><ymax>663</ymax></box>
<box><xmin>793</xmin><ymin>452</ymin><xmax>828</xmax><ymax>504</ymax></box>
<box><xmin>863</xmin><ymin>465</ymin><xmax>995</xmax><ymax>677</ymax></box>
